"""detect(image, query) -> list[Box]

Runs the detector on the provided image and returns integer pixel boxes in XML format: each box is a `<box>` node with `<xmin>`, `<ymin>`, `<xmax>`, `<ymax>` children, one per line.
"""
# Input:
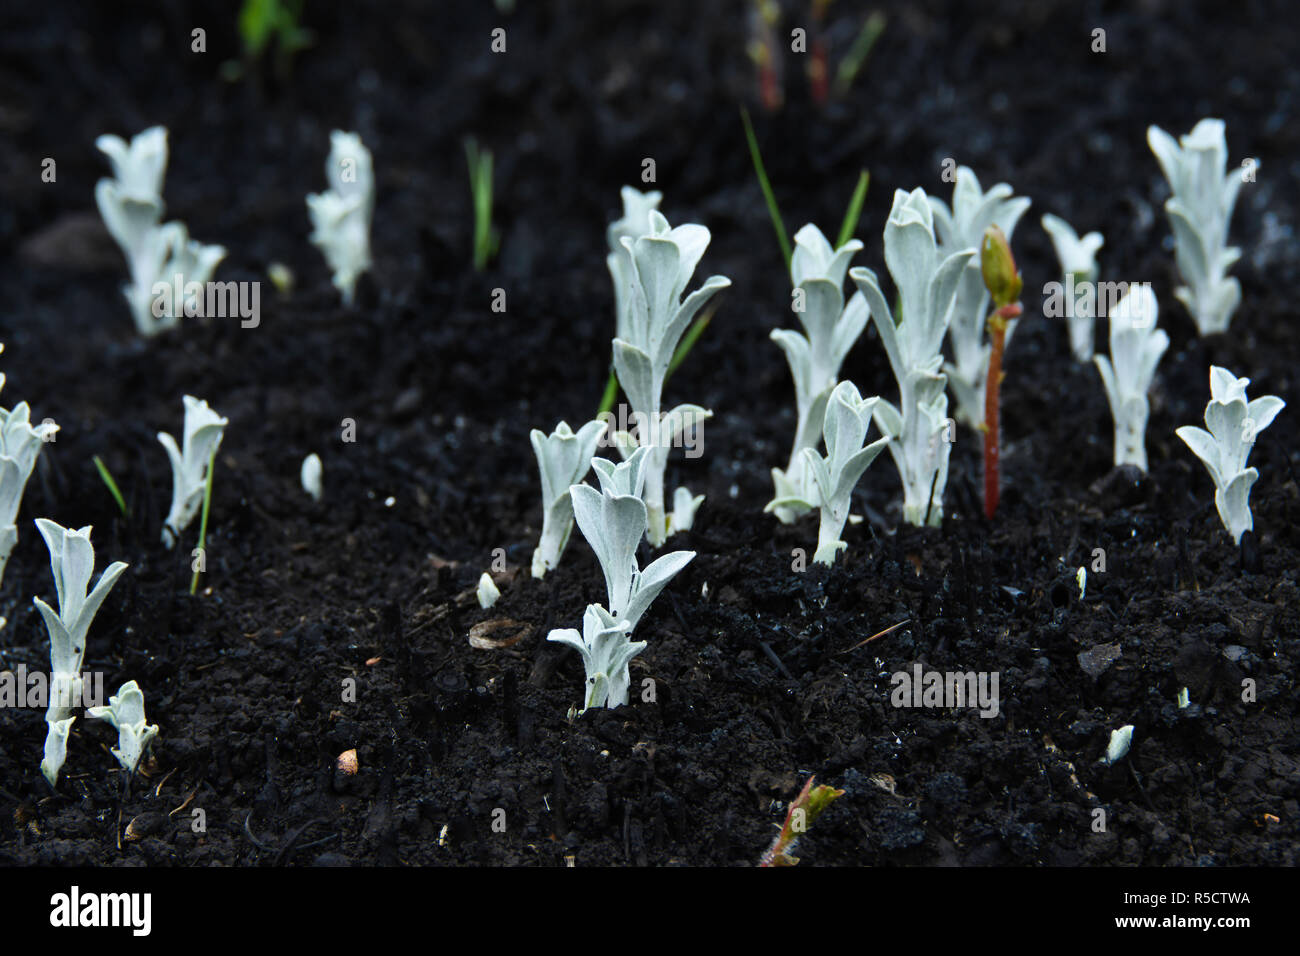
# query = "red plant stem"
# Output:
<box><xmin>983</xmin><ymin>304</ymin><xmax>1021</xmax><ymax>520</ymax></box>
<box><xmin>810</xmin><ymin>38</ymin><xmax>829</xmax><ymax>105</ymax></box>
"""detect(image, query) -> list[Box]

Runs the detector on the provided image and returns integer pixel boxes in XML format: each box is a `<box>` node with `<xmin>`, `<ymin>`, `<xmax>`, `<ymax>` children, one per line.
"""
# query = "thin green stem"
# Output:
<box><xmin>190</xmin><ymin>450</ymin><xmax>216</xmax><ymax>596</ymax></box>
<box><xmin>740</xmin><ymin>107</ymin><xmax>791</xmax><ymax>271</ymax></box>
<box><xmin>464</xmin><ymin>138</ymin><xmax>495</xmax><ymax>271</ymax></box>
<box><xmin>836</xmin><ymin>170</ymin><xmax>871</xmax><ymax>248</ymax></box>
<box><xmin>597</xmin><ymin>368</ymin><xmax>619</xmax><ymax>417</ymax></box>
<box><xmin>93</xmin><ymin>456</ymin><xmax>129</xmax><ymax>517</ymax></box>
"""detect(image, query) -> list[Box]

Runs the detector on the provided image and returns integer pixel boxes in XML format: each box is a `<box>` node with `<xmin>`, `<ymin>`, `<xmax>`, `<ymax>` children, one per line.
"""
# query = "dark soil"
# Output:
<box><xmin>1</xmin><ymin>0</ymin><xmax>1297</xmax><ymax>866</ymax></box>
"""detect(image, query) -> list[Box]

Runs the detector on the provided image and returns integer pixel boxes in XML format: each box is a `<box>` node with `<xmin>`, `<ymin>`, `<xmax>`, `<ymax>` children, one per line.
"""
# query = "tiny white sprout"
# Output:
<box><xmin>94</xmin><ymin>126</ymin><xmax>226</xmax><ymax>336</ymax></box>
<box><xmin>1176</xmin><ymin>366</ymin><xmax>1284</xmax><ymax>545</ymax></box>
<box><xmin>570</xmin><ymin>447</ymin><xmax>694</xmax><ymax>632</ymax></box>
<box><xmin>33</xmin><ymin>520</ymin><xmax>128</xmax><ymax>786</ymax></box>
<box><xmin>477</xmin><ymin>572</ymin><xmax>500</xmax><ymax>609</ymax></box>
<box><xmin>1102</xmin><ymin>724</ymin><xmax>1134</xmax><ymax>765</ymax></box>
<box><xmin>1148</xmin><ymin>119</ymin><xmax>1246</xmax><ymax>335</ymax></box>
<box><xmin>606</xmin><ymin>186</ymin><xmax>663</xmax><ymax>342</ymax></box>
<box><xmin>86</xmin><ymin>680</ymin><xmax>159</xmax><ymax>775</ymax></box>
<box><xmin>158</xmin><ymin>396</ymin><xmax>227</xmax><ymax>549</ymax></box>
<box><xmin>766</xmin><ymin>380</ymin><xmax>888</xmax><ymax>565</ymax></box>
<box><xmin>1076</xmin><ymin>567</ymin><xmax>1087</xmax><ymax>601</ymax></box>
<box><xmin>306</xmin><ymin>130</ymin><xmax>375</xmax><ymax>305</ymax></box>
<box><xmin>41</xmin><ymin>715</ymin><xmax>76</xmax><ymax>789</ymax></box>
<box><xmin>301</xmin><ymin>452</ymin><xmax>323</xmax><ymax>502</ymax></box>
<box><xmin>546</xmin><ymin>604</ymin><xmax>644</xmax><ymax>712</ymax></box>
<box><xmin>530</xmin><ymin>419</ymin><xmax>606</xmax><ymax>579</ymax></box>
<box><xmin>1177</xmin><ymin>687</ymin><xmax>1190</xmax><ymax>709</ymax></box>
<box><xmin>1041</xmin><ymin>213</ymin><xmax>1104</xmax><ymax>362</ymax></box>
<box><xmin>0</xmin><ymin>350</ymin><xmax>60</xmax><ymax>587</ymax></box>
<box><xmin>669</xmin><ymin>486</ymin><xmax>705</xmax><ymax>534</ymax></box>
<box><xmin>701</xmin><ymin>582</ymin><xmax>709</xmax><ymax>599</ymax></box>
<box><xmin>1094</xmin><ymin>283</ymin><xmax>1168</xmax><ymax>471</ymax></box>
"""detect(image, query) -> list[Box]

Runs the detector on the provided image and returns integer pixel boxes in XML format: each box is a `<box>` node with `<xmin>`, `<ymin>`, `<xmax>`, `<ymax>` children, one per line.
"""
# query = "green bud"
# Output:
<box><xmin>981</xmin><ymin>224</ymin><xmax>1022</xmax><ymax>308</ymax></box>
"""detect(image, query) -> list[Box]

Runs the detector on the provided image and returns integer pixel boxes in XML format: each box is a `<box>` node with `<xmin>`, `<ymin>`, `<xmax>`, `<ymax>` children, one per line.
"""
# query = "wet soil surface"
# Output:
<box><xmin>0</xmin><ymin>0</ymin><xmax>1297</xmax><ymax>865</ymax></box>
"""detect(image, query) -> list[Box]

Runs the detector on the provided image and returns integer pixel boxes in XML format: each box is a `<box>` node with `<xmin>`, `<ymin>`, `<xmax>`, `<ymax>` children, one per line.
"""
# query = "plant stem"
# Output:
<box><xmin>982</xmin><ymin>304</ymin><xmax>1020</xmax><ymax>520</ymax></box>
<box><xmin>740</xmin><ymin>107</ymin><xmax>791</xmax><ymax>271</ymax></box>
<box><xmin>836</xmin><ymin>170</ymin><xmax>870</xmax><ymax>248</ymax></box>
<box><xmin>93</xmin><ymin>456</ymin><xmax>129</xmax><ymax>517</ymax></box>
<box><xmin>597</xmin><ymin>368</ymin><xmax>619</xmax><ymax>417</ymax></box>
<box><xmin>190</xmin><ymin>449</ymin><xmax>217</xmax><ymax>595</ymax></box>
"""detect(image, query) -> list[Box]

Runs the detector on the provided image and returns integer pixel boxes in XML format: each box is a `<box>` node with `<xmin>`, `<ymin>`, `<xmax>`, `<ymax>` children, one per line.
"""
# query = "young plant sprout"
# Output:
<box><xmin>476</xmin><ymin>572</ymin><xmax>500</xmax><ymax>609</ymax></box>
<box><xmin>464</xmin><ymin>138</ymin><xmax>497</xmax><ymax>271</ymax></box>
<box><xmin>1041</xmin><ymin>213</ymin><xmax>1104</xmax><ymax>362</ymax></box>
<box><xmin>307</xmin><ymin>130</ymin><xmax>374</xmax><ymax>305</ymax></box>
<box><xmin>768</xmin><ymin>224</ymin><xmax>867</xmax><ymax>524</ymax></box>
<box><xmin>1148</xmin><ymin>119</ymin><xmax>1246</xmax><ymax>335</ymax></box>
<box><xmin>95</xmin><ymin>126</ymin><xmax>227</xmax><ymax>336</ymax></box>
<box><xmin>33</xmin><ymin>520</ymin><xmax>129</xmax><ymax>787</ymax></box>
<box><xmin>1093</xmin><ymin>284</ymin><xmax>1168</xmax><ymax>471</ymax></box>
<box><xmin>300</xmin><ymin>452</ymin><xmax>322</xmax><ymax>502</ymax></box>
<box><xmin>1101</xmin><ymin>725</ymin><xmax>1134</xmax><ymax>766</ymax></box>
<box><xmin>850</xmin><ymin>188</ymin><xmax>975</xmax><ymax>526</ymax></box>
<box><xmin>546</xmin><ymin>604</ymin><xmax>643</xmax><ymax>713</ymax></box>
<box><xmin>549</xmin><ymin>448</ymin><xmax>694</xmax><ymax>712</ymax></box>
<box><xmin>766</xmin><ymin>380</ymin><xmax>888</xmax><ymax>565</ymax></box>
<box><xmin>1176</xmin><ymin>366</ymin><xmax>1284</xmax><ymax>546</ymax></box>
<box><xmin>609</xmin><ymin>211</ymin><xmax>730</xmax><ymax>545</ymax></box>
<box><xmin>570</xmin><ymin>448</ymin><xmax>696</xmax><ymax>631</ymax></box>
<box><xmin>0</xmin><ymin>350</ymin><xmax>59</xmax><ymax>587</ymax></box>
<box><xmin>530</xmin><ymin>419</ymin><xmax>606</xmax><ymax>578</ymax></box>
<box><xmin>607</xmin><ymin>187</ymin><xmax>664</xmax><ymax>343</ymax></box>
<box><xmin>929</xmin><ymin>166</ymin><xmax>1031</xmax><ymax>429</ymax></box>
<box><xmin>979</xmin><ymin>225</ymin><xmax>1024</xmax><ymax>519</ymax></box>
<box><xmin>86</xmin><ymin>680</ymin><xmax>159</xmax><ymax>775</ymax></box>
<box><xmin>158</xmin><ymin>396</ymin><xmax>228</xmax><ymax>549</ymax></box>
<box><xmin>758</xmin><ymin>775</ymin><xmax>845</xmax><ymax>867</ymax></box>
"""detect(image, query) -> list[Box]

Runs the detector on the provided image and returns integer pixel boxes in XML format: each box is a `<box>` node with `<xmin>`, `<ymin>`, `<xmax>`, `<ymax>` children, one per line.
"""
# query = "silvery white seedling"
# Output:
<box><xmin>546</xmin><ymin>604</ymin><xmax>644</xmax><ymax>712</ymax></box>
<box><xmin>33</xmin><ymin>520</ymin><xmax>128</xmax><ymax>786</ymax></box>
<box><xmin>301</xmin><ymin>452</ymin><xmax>323</xmax><ymax>502</ymax></box>
<box><xmin>606</xmin><ymin>186</ymin><xmax>664</xmax><ymax>343</ymax></box>
<box><xmin>476</xmin><ymin>572</ymin><xmax>500</xmax><ymax>609</ymax></box>
<box><xmin>548</xmin><ymin>448</ymin><xmax>693</xmax><ymax>711</ymax></box>
<box><xmin>929</xmin><ymin>167</ymin><xmax>1031</xmax><ymax>428</ymax></box>
<box><xmin>569</xmin><ymin>447</ymin><xmax>695</xmax><ymax>631</ymax></box>
<box><xmin>87</xmin><ymin>680</ymin><xmax>159</xmax><ymax>775</ymax></box>
<box><xmin>0</xmin><ymin>349</ymin><xmax>59</xmax><ymax>588</ymax></box>
<box><xmin>95</xmin><ymin>126</ymin><xmax>226</xmax><ymax>336</ymax></box>
<box><xmin>158</xmin><ymin>396</ymin><xmax>227</xmax><ymax>549</ymax></box>
<box><xmin>1102</xmin><ymin>725</ymin><xmax>1134</xmax><ymax>765</ymax></box>
<box><xmin>850</xmin><ymin>188</ymin><xmax>975</xmax><ymax>526</ymax></box>
<box><xmin>1176</xmin><ymin>366</ymin><xmax>1284</xmax><ymax>545</ymax></box>
<box><xmin>1041</xmin><ymin>213</ymin><xmax>1104</xmax><ymax>362</ymax></box>
<box><xmin>307</xmin><ymin>130</ymin><xmax>375</xmax><ymax>305</ymax></box>
<box><xmin>768</xmin><ymin>224</ymin><xmax>867</xmax><ymax>523</ymax></box>
<box><xmin>1094</xmin><ymin>284</ymin><xmax>1168</xmax><ymax>471</ymax></box>
<box><xmin>530</xmin><ymin>419</ymin><xmax>606</xmax><ymax>578</ymax></box>
<box><xmin>609</xmin><ymin>210</ymin><xmax>729</xmax><ymax>544</ymax></box>
<box><xmin>1148</xmin><ymin>119</ymin><xmax>1247</xmax><ymax>335</ymax></box>
<box><xmin>767</xmin><ymin>380</ymin><xmax>889</xmax><ymax>565</ymax></box>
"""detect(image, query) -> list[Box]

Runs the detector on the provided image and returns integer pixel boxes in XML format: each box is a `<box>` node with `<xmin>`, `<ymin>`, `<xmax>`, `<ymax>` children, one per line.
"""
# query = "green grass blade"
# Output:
<box><xmin>92</xmin><ymin>456</ymin><xmax>129</xmax><ymax>517</ymax></box>
<box><xmin>665</xmin><ymin>302</ymin><xmax>719</xmax><ymax>382</ymax></box>
<box><xmin>597</xmin><ymin>367</ymin><xmax>619</xmax><ymax>417</ymax></box>
<box><xmin>836</xmin><ymin>170</ymin><xmax>870</xmax><ymax>248</ymax></box>
<box><xmin>834</xmin><ymin>11</ymin><xmax>887</xmax><ymax>97</ymax></box>
<box><xmin>740</xmin><ymin>107</ymin><xmax>791</xmax><ymax>271</ymax></box>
